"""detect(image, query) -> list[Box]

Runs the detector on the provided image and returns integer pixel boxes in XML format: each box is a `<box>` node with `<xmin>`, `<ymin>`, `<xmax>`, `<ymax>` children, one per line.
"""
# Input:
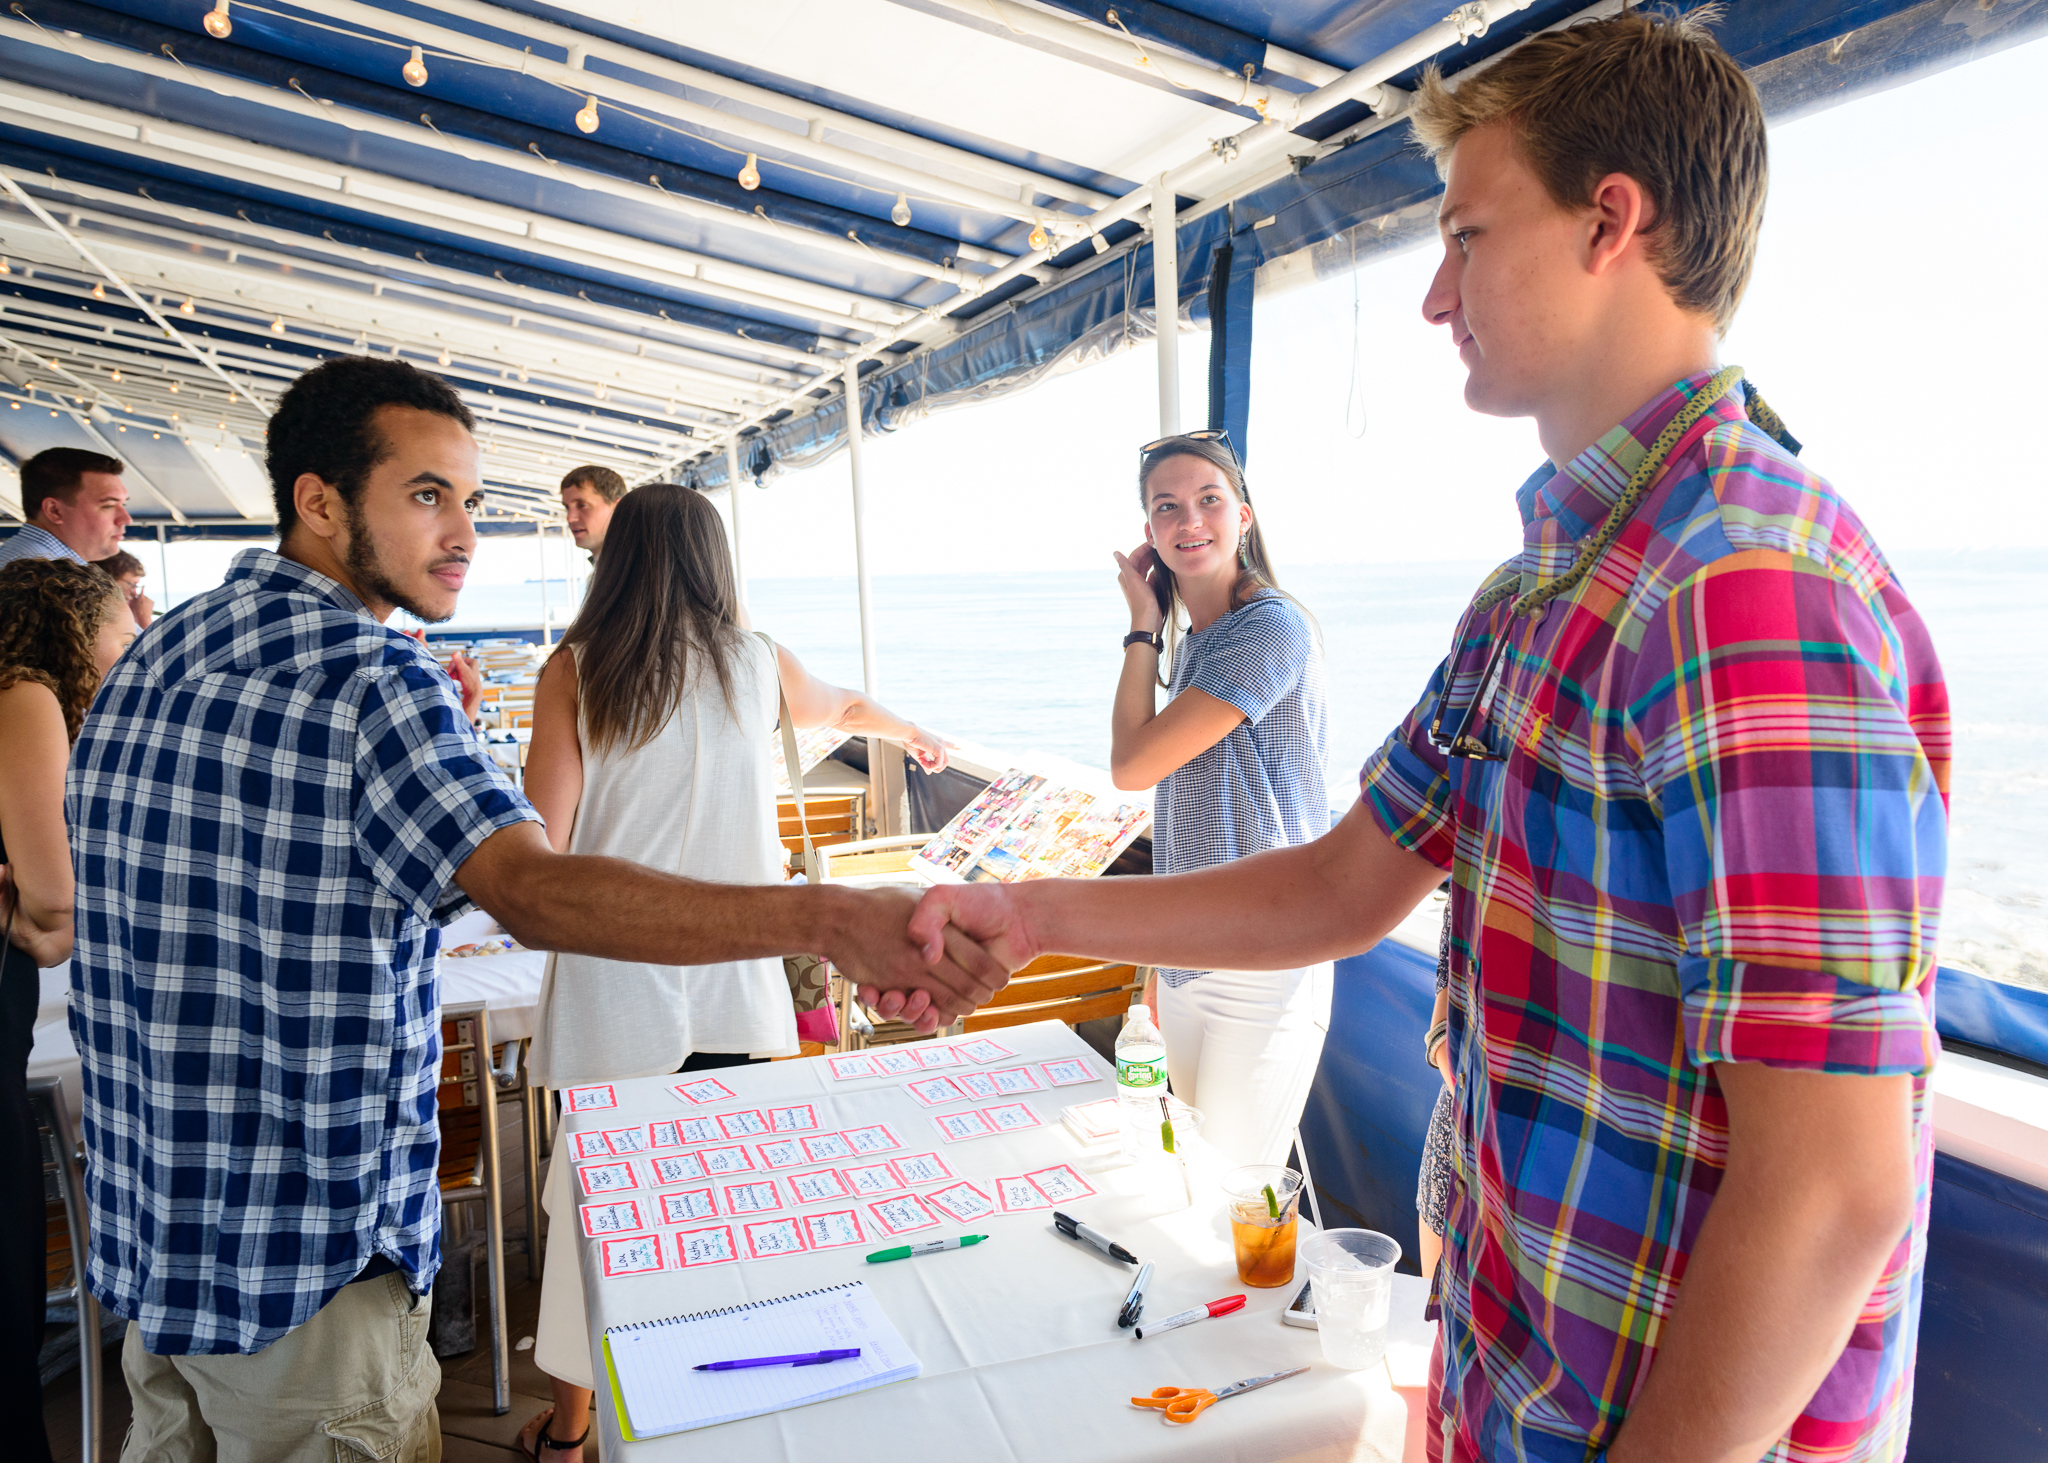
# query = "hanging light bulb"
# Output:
<box><xmin>202</xmin><ymin>0</ymin><xmax>231</xmax><ymax>39</ymax></box>
<box><xmin>737</xmin><ymin>153</ymin><xmax>760</xmax><ymax>191</ymax></box>
<box><xmin>179</xmin><ymin>296</ymin><xmax>195</xmax><ymax>314</ymax></box>
<box><xmin>402</xmin><ymin>45</ymin><xmax>429</xmax><ymax>87</ymax></box>
<box><xmin>1028</xmin><ymin>220</ymin><xmax>1050</xmax><ymax>252</ymax></box>
<box><xmin>890</xmin><ymin>193</ymin><xmax>912</xmax><ymax>228</ymax></box>
<box><xmin>574</xmin><ymin>94</ymin><xmax>600</xmax><ymax>133</ymax></box>
<box><xmin>91</xmin><ymin>281</ymin><xmax>106</xmax><ymax>300</ymax></box>
<box><xmin>437</xmin><ymin>347</ymin><xmax>451</xmax><ymax>366</ymax></box>
<box><xmin>592</xmin><ymin>381</ymin><xmax>608</xmax><ymax>401</ymax></box>
<box><xmin>167</xmin><ymin>379</ymin><xmax>180</xmax><ymax>393</ymax></box>
<box><xmin>516</xmin><ymin>367</ymin><xmax>528</xmax><ymax>383</ymax></box>
<box><xmin>109</xmin><ymin>368</ymin><xmax>122</xmax><ymax>383</ymax></box>
<box><xmin>0</xmin><ymin>257</ymin><xmax>10</xmax><ymax>274</ymax></box>
<box><xmin>269</xmin><ymin>315</ymin><xmax>285</xmax><ymax>333</ymax></box>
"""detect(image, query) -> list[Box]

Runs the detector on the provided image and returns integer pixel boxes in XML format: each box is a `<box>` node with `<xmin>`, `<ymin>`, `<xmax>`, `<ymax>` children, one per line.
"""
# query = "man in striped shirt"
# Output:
<box><xmin>908</xmin><ymin>13</ymin><xmax>1943</xmax><ymax>1462</ymax></box>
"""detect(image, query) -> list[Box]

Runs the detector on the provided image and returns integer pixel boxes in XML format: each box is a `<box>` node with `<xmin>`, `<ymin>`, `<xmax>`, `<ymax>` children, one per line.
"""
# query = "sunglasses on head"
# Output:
<box><xmin>1138</xmin><ymin>428</ymin><xmax>1238</xmax><ymax>465</ymax></box>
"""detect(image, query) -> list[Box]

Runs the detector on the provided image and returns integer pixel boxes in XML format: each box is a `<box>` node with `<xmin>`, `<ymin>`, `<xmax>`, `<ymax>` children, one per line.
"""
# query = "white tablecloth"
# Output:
<box><xmin>26</xmin><ymin>946</ymin><xmax>551</xmax><ymax>1128</ymax></box>
<box><xmin>568</xmin><ymin>1020</ymin><xmax>1408</xmax><ymax>1462</ymax></box>
<box><xmin>439</xmin><ymin>947</ymin><xmax>548</xmax><ymax>1043</ymax></box>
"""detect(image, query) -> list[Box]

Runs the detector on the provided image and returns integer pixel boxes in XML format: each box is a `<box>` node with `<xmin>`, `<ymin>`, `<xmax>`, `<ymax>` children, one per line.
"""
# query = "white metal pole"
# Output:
<box><xmin>844</xmin><ymin>359</ymin><xmax>879</xmax><ymax>700</ymax></box>
<box><xmin>724</xmin><ymin>435</ymin><xmax>749</xmax><ymax>614</ymax></box>
<box><xmin>1151</xmin><ymin>174</ymin><xmax>1180</xmax><ymax>438</ymax></box>
<box><xmin>536</xmin><ymin>525</ymin><xmax>551</xmax><ymax>647</ymax></box>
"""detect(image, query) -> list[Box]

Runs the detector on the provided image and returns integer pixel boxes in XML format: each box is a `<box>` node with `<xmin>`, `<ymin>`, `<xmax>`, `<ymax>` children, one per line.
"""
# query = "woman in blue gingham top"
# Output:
<box><xmin>1110</xmin><ymin>434</ymin><xmax>1330</xmax><ymax>1168</ymax></box>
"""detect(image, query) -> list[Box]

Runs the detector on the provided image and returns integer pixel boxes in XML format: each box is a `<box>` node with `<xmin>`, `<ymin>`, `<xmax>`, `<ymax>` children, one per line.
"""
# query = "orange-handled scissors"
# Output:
<box><xmin>1132</xmin><ymin>1365</ymin><xmax>1309</xmax><ymax>1423</ymax></box>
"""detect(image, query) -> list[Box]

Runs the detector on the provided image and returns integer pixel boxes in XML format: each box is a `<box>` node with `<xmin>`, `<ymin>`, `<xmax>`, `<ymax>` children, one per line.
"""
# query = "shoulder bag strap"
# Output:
<box><xmin>756</xmin><ymin>632</ymin><xmax>822</xmax><ymax>884</ymax></box>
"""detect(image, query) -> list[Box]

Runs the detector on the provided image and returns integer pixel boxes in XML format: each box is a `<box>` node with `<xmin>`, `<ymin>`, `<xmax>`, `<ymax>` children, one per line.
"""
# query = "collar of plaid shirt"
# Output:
<box><xmin>1378</xmin><ymin>372</ymin><xmax>1946</xmax><ymax>1463</ymax></box>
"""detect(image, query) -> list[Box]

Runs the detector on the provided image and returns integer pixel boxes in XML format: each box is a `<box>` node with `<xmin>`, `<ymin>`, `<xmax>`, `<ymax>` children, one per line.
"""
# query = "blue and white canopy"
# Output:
<box><xmin>0</xmin><ymin>0</ymin><xmax>2040</xmax><ymax>533</ymax></box>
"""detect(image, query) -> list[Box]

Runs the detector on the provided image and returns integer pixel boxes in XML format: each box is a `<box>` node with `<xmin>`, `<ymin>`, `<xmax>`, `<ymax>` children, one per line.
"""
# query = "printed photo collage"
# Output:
<box><xmin>907</xmin><ymin>768</ymin><xmax>1152</xmax><ymax>886</ymax></box>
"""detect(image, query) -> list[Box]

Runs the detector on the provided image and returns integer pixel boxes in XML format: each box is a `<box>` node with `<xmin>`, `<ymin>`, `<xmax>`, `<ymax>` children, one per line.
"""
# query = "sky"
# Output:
<box><xmin>144</xmin><ymin>30</ymin><xmax>2048</xmax><ymax>607</ymax></box>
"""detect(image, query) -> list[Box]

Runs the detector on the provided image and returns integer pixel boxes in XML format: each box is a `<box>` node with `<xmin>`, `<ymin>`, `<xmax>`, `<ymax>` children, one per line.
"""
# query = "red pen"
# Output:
<box><xmin>1132</xmin><ymin>1294</ymin><xmax>1246</xmax><ymax>1340</ymax></box>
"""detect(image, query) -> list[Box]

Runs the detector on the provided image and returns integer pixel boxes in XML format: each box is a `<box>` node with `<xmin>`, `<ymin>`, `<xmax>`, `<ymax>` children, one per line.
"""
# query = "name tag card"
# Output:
<box><xmin>801</xmin><ymin>1209</ymin><xmax>868</xmax><ymax>1250</ymax></box>
<box><xmin>657</xmin><ymin>1188</ymin><xmax>719</xmax><ymax>1224</ymax></box>
<box><xmin>742</xmin><ymin>1216</ymin><xmax>809</xmax><ymax>1261</ymax></box>
<box><xmin>600</xmin><ymin>1233</ymin><xmax>666</xmax><ymax>1278</ymax></box>
<box><xmin>579</xmin><ymin>1199</ymin><xmax>649</xmax><ymax>1237</ymax></box>
<box><xmin>576</xmin><ymin>1160</ymin><xmax>641</xmax><ymax>1197</ymax></box>
<box><xmin>650</xmin><ymin>1152</ymin><xmax>708</xmax><ymax>1186</ymax></box>
<box><xmin>673</xmin><ymin>1225</ymin><xmax>738</xmax><ymax>1269</ymax></box>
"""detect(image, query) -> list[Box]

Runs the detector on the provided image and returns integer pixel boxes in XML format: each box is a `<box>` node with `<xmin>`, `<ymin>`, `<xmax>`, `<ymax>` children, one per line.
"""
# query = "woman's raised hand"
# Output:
<box><xmin>1114</xmin><ymin>542</ymin><xmax>1166</xmax><ymax>633</ymax></box>
<box><xmin>903</xmin><ymin>725</ymin><xmax>954</xmax><ymax>775</ymax></box>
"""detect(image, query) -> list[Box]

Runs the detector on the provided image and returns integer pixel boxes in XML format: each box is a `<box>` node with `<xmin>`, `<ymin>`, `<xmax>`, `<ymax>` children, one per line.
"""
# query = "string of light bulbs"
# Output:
<box><xmin>170</xmin><ymin>0</ymin><xmax>1078</xmax><ymax>245</ymax></box>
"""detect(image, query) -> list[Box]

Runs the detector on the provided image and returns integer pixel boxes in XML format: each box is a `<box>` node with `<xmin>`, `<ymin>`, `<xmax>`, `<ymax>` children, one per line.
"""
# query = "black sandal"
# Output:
<box><xmin>520</xmin><ymin>1410</ymin><xmax>589</xmax><ymax>1460</ymax></box>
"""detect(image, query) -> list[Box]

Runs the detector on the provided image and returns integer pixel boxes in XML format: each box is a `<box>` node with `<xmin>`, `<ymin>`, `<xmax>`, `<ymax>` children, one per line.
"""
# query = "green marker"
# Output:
<box><xmin>866</xmin><ymin>1235</ymin><xmax>989</xmax><ymax>1263</ymax></box>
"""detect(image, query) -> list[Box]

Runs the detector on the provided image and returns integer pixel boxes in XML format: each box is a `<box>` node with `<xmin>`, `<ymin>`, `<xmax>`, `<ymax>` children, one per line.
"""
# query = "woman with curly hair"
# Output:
<box><xmin>0</xmin><ymin>556</ymin><xmax>133</xmax><ymax>1463</ymax></box>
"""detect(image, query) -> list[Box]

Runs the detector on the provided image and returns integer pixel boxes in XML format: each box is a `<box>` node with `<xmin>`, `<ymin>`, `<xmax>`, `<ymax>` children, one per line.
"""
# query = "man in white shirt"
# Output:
<box><xmin>0</xmin><ymin>448</ymin><xmax>131</xmax><ymax>567</ymax></box>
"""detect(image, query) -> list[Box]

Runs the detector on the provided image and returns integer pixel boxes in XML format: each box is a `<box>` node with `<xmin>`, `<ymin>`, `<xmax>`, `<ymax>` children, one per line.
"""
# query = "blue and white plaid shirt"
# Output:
<box><xmin>1152</xmin><ymin>589</ymin><xmax>1329</xmax><ymax>985</ymax></box>
<box><xmin>0</xmin><ymin>522</ymin><xmax>87</xmax><ymax>567</ymax></box>
<box><xmin>68</xmin><ymin>549</ymin><xmax>538</xmax><ymax>1355</ymax></box>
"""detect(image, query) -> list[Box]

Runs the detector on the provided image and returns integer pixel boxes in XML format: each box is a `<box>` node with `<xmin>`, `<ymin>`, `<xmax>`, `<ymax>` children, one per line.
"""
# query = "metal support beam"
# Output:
<box><xmin>1151</xmin><ymin>176</ymin><xmax>1180</xmax><ymax>438</ymax></box>
<box><xmin>724</xmin><ymin>436</ymin><xmax>748</xmax><ymax>616</ymax></box>
<box><xmin>843</xmin><ymin>359</ymin><xmax>878</xmax><ymax>701</ymax></box>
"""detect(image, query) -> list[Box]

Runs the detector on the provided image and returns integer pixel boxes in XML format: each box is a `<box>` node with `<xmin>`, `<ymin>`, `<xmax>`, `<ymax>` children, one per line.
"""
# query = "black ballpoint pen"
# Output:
<box><xmin>1052</xmin><ymin>1210</ymin><xmax>1138</xmax><ymax>1264</ymax></box>
<box><xmin>1117</xmin><ymin>1261</ymin><xmax>1154</xmax><ymax>1328</ymax></box>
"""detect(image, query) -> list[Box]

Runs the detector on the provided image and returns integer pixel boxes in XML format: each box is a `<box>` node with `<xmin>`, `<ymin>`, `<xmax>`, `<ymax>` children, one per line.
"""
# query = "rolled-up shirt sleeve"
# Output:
<box><xmin>1632</xmin><ymin>549</ymin><xmax>1946</xmax><ymax>1075</ymax></box>
<box><xmin>1359</xmin><ymin>656</ymin><xmax>1457</xmax><ymax>872</ymax></box>
<box><xmin>354</xmin><ymin>661</ymin><xmax>540</xmax><ymax>923</ymax></box>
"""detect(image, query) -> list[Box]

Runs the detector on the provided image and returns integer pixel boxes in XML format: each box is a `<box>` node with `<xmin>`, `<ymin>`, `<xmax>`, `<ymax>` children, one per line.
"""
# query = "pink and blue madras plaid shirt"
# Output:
<box><xmin>1361</xmin><ymin>372</ymin><xmax>1950</xmax><ymax>1462</ymax></box>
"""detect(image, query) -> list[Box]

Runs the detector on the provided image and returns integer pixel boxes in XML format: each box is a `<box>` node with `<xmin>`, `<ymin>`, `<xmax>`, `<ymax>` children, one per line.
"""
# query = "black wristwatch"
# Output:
<box><xmin>1123</xmin><ymin>630</ymin><xmax>1162</xmax><ymax>652</ymax></box>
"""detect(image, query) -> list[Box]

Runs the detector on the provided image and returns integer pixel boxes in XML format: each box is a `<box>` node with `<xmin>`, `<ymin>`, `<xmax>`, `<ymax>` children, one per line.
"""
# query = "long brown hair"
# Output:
<box><xmin>1136</xmin><ymin>436</ymin><xmax>1292</xmax><ymax>686</ymax></box>
<box><xmin>0</xmin><ymin>557</ymin><xmax>122</xmax><ymax>743</ymax></box>
<box><xmin>559</xmin><ymin>482</ymin><xmax>748</xmax><ymax>754</ymax></box>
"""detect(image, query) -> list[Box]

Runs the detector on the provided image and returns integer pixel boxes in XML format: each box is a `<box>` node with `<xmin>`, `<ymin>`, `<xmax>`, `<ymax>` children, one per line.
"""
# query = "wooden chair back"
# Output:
<box><xmin>775</xmin><ymin>793</ymin><xmax>863</xmax><ymax>865</ymax></box>
<box><xmin>960</xmin><ymin>954</ymin><xmax>1143</xmax><ymax>1033</ymax></box>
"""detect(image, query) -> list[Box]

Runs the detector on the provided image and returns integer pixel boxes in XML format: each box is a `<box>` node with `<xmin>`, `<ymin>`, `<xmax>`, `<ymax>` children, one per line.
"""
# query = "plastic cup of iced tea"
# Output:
<box><xmin>1221</xmin><ymin>1165</ymin><xmax>1303</xmax><ymax>1288</ymax></box>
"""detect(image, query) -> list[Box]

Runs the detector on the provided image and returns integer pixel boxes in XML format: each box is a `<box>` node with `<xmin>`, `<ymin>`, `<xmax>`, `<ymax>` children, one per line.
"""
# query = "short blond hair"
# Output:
<box><xmin>1409</xmin><ymin>8</ymin><xmax>1766</xmax><ymax>333</ymax></box>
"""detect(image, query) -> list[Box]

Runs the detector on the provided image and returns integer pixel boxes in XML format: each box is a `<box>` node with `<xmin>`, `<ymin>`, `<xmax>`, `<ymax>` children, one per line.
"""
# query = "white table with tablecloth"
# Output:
<box><xmin>566</xmin><ymin>1019</ymin><xmax>1409</xmax><ymax>1462</ymax></box>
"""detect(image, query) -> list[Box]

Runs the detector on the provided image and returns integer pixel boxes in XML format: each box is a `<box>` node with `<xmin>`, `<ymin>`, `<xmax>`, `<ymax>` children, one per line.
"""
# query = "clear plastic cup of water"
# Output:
<box><xmin>1300</xmin><ymin>1228</ymin><xmax>1402</xmax><ymax>1369</ymax></box>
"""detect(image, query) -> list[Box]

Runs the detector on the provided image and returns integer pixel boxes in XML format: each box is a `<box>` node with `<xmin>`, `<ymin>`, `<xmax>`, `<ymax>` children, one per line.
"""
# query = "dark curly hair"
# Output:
<box><xmin>266</xmin><ymin>356</ymin><xmax>476</xmax><ymax>536</ymax></box>
<box><xmin>0</xmin><ymin>557</ymin><xmax>122</xmax><ymax>743</ymax></box>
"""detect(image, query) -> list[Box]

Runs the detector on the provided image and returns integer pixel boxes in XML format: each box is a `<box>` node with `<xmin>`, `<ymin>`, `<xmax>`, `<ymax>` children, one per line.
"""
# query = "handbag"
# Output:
<box><xmin>757</xmin><ymin>633</ymin><xmax>840</xmax><ymax>1047</ymax></box>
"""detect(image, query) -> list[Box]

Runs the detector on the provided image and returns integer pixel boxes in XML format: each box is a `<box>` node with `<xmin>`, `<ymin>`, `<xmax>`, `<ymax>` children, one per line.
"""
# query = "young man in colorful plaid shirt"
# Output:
<box><xmin>907</xmin><ymin>12</ymin><xmax>1946</xmax><ymax>1462</ymax></box>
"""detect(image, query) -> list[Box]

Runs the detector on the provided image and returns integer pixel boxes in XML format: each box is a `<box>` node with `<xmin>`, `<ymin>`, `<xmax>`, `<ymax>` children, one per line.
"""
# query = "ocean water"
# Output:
<box><xmin>449</xmin><ymin>553</ymin><xmax>2045</xmax><ymax>991</ymax></box>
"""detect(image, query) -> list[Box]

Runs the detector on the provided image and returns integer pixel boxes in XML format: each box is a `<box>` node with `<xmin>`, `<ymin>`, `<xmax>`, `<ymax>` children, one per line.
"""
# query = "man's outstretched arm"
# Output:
<box><xmin>1604</xmin><ymin>1063</ymin><xmax>1916</xmax><ymax>1463</ymax></box>
<box><xmin>457</xmin><ymin>822</ymin><xmax>1004</xmax><ymax>1029</ymax></box>
<box><xmin>893</xmin><ymin>801</ymin><xmax>1444</xmax><ymax>1001</ymax></box>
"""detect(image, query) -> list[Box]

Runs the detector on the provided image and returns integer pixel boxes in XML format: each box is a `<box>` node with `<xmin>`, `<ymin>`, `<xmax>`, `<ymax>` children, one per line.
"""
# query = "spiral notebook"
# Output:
<box><xmin>601</xmin><ymin>1280</ymin><xmax>921</xmax><ymax>1439</ymax></box>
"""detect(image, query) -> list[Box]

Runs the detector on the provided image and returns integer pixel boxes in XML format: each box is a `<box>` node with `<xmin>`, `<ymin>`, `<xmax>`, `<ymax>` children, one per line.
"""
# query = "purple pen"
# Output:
<box><xmin>692</xmin><ymin>1348</ymin><xmax>861</xmax><ymax>1371</ymax></box>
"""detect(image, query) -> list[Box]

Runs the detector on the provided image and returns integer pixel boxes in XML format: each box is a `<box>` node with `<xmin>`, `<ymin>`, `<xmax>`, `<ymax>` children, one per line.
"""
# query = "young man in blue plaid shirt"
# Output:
<box><xmin>67</xmin><ymin>357</ymin><xmax>1002</xmax><ymax>1460</ymax></box>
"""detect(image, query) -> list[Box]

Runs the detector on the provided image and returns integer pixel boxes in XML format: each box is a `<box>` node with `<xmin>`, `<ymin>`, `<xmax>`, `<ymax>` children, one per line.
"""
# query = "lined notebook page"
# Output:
<box><xmin>605</xmin><ymin>1281</ymin><xmax>920</xmax><ymax>1438</ymax></box>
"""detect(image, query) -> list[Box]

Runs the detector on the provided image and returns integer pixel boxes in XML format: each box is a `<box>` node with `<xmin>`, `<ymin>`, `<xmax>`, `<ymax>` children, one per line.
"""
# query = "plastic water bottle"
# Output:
<box><xmin>1114</xmin><ymin>1004</ymin><xmax>1168</xmax><ymax>1163</ymax></box>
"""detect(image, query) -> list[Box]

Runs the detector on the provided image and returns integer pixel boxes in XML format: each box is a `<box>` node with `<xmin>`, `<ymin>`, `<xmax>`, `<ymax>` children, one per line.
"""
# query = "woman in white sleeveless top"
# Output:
<box><xmin>514</xmin><ymin>482</ymin><xmax>949</xmax><ymax>1462</ymax></box>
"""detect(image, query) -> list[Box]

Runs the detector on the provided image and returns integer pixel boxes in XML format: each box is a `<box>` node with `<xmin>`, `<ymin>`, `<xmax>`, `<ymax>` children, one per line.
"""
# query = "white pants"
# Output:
<box><xmin>1155</xmin><ymin>962</ymin><xmax>1333</xmax><ymax>1168</ymax></box>
<box><xmin>535</xmin><ymin>1151</ymin><xmax>596</xmax><ymax>1391</ymax></box>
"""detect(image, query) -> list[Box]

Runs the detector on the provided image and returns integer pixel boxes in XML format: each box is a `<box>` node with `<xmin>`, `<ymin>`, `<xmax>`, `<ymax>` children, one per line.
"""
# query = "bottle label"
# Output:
<box><xmin>1117</xmin><ymin>1058</ymin><xmax>1166</xmax><ymax>1088</ymax></box>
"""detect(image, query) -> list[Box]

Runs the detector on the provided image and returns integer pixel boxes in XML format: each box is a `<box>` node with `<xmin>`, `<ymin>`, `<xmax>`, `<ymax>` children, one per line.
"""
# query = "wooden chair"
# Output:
<box><xmin>959</xmin><ymin>954</ymin><xmax>1143</xmax><ymax>1032</ymax></box>
<box><xmin>436</xmin><ymin>1002</ymin><xmax>510</xmax><ymax>1414</ymax></box>
<box><xmin>31</xmin><ymin>1077</ymin><xmax>102</xmax><ymax>1463</ymax></box>
<box><xmin>814</xmin><ymin>833</ymin><xmax>925</xmax><ymax>882</ymax></box>
<box><xmin>775</xmin><ymin>793</ymin><xmax>864</xmax><ymax>864</ymax></box>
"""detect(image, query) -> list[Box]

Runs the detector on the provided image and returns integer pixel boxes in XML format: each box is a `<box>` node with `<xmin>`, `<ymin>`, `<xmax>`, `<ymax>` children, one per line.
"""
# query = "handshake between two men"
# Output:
<box><xmin>456</xmin><ymin>805</ymin><xmax>1439</xmax><ymax>1029</ymax></box>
